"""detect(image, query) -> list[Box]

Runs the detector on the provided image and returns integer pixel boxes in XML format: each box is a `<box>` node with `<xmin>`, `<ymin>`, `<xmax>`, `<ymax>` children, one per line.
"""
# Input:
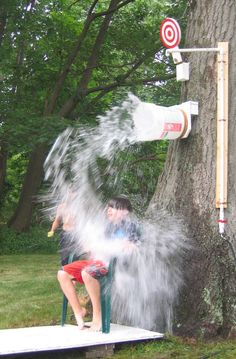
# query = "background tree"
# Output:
<box><xmin>1</xmin><ymin>0</ymin><xmax>186</xmax><ymax>231</ymax></box>
<box><xmin>150</xmin><ymin>0</ymin><xmax>236</xmax><ymax>337</ymax></box>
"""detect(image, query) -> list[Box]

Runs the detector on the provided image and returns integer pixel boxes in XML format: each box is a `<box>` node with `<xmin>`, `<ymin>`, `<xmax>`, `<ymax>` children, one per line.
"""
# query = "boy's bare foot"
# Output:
<box><xmin>75</xmin><ymin>315</ymin><xmax>84</xmax><ymax>329</ymax></box>
<box><xmin>88</xmin><ymin>321</ymin><xmax>101</xmax><ymax>332</ymax></box>
<box><xmin>75</xmin><ymin>308</ymin><xmax>87</xmax><ymax>330</ymax></box>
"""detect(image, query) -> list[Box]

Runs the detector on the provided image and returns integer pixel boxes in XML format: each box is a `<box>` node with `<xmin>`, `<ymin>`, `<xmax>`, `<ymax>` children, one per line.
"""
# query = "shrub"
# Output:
<box><xmin>0</xmin><ymin>225</ymin><xmax>58</xmax><ymax>254</ymax></box>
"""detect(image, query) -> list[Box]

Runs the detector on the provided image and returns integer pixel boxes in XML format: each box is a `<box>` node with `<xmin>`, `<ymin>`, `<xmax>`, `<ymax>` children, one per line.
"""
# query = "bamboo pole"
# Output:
<box><xmin>216</xmin><ymin>42</ymin><xmax>228</xmax><ymax>213</ymax></box>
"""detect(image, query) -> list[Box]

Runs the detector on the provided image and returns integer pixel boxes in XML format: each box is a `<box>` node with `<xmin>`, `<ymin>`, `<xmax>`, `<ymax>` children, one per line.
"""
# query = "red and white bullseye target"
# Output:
<box><xmin>160</xmin><ymin>18</ymin><xmax>181</xmax><ymax>49</ymax></box>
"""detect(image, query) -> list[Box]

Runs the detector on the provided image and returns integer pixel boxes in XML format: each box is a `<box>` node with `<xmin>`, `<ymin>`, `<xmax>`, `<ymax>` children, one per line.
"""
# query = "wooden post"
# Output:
<box><xmin>216</xmin><ymin>42</ymin><xmax>228</xmax><ymax>209</ymax></box>
<box><xmin>85</xmin><ymin>344</ymin><xmax>115</xmax><ymax>358</ymax></box>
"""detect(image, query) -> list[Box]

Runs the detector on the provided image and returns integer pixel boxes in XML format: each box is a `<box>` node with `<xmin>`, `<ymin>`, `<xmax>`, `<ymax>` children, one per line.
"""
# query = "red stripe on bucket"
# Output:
<box><xmin>163</xmin><ymin>123</ymin><xmax>182</xmax><ymax>132</ymax></box>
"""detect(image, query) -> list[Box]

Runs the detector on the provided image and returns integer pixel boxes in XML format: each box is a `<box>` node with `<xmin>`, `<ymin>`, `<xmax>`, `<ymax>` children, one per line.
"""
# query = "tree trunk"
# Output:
<box><xmin>8</xmin><ymin>143</ymin><xmax>48</xmax><ymax>231</ymax></box>
<box><xmin>150</xmin><ymin>0</ymin><xmax>236</xmax><ymax>337</ymax></box>
<box><xmin>0</xmin><ymin>144</ymin><xmax>7</xmax><ymax>201</ymax></box>
<box><xmin>0</xmin><ymin>7</ymin><xmax>7</xmax><ymax>47</ymax></box>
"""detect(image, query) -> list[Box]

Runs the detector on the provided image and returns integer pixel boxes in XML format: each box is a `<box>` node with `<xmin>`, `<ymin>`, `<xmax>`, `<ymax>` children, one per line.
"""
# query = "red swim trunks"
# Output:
<box><xmin>63</xmin><ymin>260</ymin><xmax>108</xmax><ymax>284</ymax></box>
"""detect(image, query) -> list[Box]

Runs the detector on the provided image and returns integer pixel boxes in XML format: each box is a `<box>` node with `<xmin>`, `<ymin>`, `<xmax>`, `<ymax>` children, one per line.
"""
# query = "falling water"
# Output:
<box><xmin>44</xmin><ymin>94</ymin><xmax>188</xmax><ymax>333</ymax></box>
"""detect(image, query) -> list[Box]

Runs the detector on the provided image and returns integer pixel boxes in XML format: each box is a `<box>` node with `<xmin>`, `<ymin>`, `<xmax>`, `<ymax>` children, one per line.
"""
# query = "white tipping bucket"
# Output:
<box><xmin>132</xmin><ymin>102</ymin><xmax>188</xmax><ymax>141</ymax></box>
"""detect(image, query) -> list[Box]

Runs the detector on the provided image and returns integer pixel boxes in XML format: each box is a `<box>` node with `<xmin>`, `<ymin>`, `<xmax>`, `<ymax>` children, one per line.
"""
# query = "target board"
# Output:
<box><xmin>160</xmin><ymin>18</ymin><xmax>181</xmax><ymax>49</ymax></box>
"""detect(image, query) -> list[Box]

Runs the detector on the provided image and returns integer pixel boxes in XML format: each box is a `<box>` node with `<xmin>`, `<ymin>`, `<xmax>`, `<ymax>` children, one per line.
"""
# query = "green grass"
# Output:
<box><xmin>0</xmin><ymin>254</ymin><xmax>80</xmax><ymax>329</ymax></box>
<box><xmin>0</xmin><ymin>255</ymin><xmax>235</xmax><ymax>359</ymax></box>
<box><xmin>111</xmin><ymin>337</ymin><xmax>236</xmax><ymax>359</ymax></box>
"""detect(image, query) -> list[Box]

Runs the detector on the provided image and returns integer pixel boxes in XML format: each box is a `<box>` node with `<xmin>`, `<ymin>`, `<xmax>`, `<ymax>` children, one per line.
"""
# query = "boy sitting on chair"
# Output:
<box><xmin>57</xmin><ymin>196</ymin><xmax>140</xmax><ymax>331</ymax></box>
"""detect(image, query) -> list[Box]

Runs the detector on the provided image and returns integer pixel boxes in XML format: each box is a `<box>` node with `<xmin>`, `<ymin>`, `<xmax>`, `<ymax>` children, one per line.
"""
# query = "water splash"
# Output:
<box><xmin>111</xmin><ymin>209</ymin><xmax>188</xmax><ymax>332</ymax></box>
<box><xmin>43</xmin><ymin>94</ymin><xmax>188</xmax><ymax>333</ymax></box>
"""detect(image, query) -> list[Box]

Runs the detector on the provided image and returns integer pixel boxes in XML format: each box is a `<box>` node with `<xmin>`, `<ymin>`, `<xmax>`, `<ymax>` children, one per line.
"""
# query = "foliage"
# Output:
<box><xmin>1</xmin><ymin>153</ymin><xmax>28</xmax><ymax>218</ymax></box>
<box><xmin>0</xmin><ymin>224</ymin><xmax>58</xmax><ymax>254</ymax></box>
<box><xmin>0</xmin><ymin>0</ymin><xmax>188</xmax><ymax>228</ymax></box>
<box><xmin>4</xmin><ymin>114</ymin><xmax>75</xmax><ymax>154</ymax></box>
<box><xmin>0</xmin><ymin>0</ymin><xmax>185</xmax><ymax>145</ymax></box>
<box><xmin>98</xmin><ymin>140</ymin><xmax>169</xmax><ymax>213</ymax></box>
<box><xmin>1</xmin><ymin>0</ymin><xmax>174</xmax><ymax>119</ymax></box>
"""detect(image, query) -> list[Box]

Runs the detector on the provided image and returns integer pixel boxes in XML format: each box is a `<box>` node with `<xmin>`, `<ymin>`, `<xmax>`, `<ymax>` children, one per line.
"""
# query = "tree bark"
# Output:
<box><xmin>149</xmin><ymin>0</ymin><xmax>236</xmax><ymax>337</ymax></box>
<box><xmin>8</xmin><ymin>143</ymin><xmax>48</xmax><ymax>231</ymax></box>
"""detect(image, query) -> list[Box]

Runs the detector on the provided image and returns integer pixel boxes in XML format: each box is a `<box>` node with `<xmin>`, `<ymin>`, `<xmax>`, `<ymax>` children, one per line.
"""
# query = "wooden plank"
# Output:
<box><xmin>216</xmin><ymin>42</ymin><xmax>228</xmax><ymax>208</ymax></box>
<box><xmin>0</xmin><ymin>324</ymin><xmax>163</xmax><ymax>356</ymax></box>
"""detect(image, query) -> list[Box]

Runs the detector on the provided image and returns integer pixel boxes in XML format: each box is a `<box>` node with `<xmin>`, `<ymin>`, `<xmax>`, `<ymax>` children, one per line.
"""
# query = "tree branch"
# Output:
<box><xmin>45</xmin><ymin>0</ymin><xmax>134</xmax><ymax>116</ymax></box>
<box><xmin>83</xmin><ymin>72</ymin><xmax>175</xmax><ymax>112</ymax></box>
<box><xmin>110</xmin><ymin>155</ymin><xmax>159</xmax><ymax>175</ymax></box>
<box><xmin>67</xmin><ymin>0</ymin><xmax>82</xmax><ymax>10</ymax></box>
<box><xmin>59</xmin><ymin>0</ymin><xmax>122</xmax><ymax>117</ymax></box>
<box><xmin>44</xmin><ymin>0</ymin><xmax>99</xmax><ymax>115</ymax></box>
<box><xmin>128</xmin><ymin>155</ymin><xmax>158</xmax><ymax>166</ymax></box>
<box><xmin>84</xmin><ymin>73</ymin><xmax>175</xmax><ymax>95</ymax></box>
<box><xmin>93</xmin><ymin>0</ymin><xmax>134</xmax><ymax>19</ymax></box>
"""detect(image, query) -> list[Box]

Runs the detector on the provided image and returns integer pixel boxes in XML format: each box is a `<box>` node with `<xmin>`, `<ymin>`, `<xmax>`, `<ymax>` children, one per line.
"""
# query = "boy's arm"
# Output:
<box><xmin>127</xmin><ymin>222</ymin><xmax>141</xmax><ymax>244</ymax></box>
<box><xmin>122</xmin><ymin>222</ymin><xmax>141</xmax><ymax>252</ymax></box>
<box><xmin>48</xmin><ymin>206</ymin><xmax>63</xmax><ymax>237</ymax></box>
<box><xmin>48</xmin><ymin>217</ymin><xmax>61</xmax><ymax>237</ymax></box>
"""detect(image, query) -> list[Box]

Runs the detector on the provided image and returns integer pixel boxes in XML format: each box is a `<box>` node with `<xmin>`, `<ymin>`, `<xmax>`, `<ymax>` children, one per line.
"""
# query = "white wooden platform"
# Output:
<box><xmin>0</xmin><ymin>323</ymin><xmax>163</xmax><ymax>356</ymax></box>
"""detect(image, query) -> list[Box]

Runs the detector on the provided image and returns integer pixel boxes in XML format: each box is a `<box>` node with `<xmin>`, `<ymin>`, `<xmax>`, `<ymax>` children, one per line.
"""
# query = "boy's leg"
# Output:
<box><xmin>57</xmin><ymin>270</ymin><xmax>86</xmax><ymax>329</ymax></box>
<box><xmin>82</xmin><ymin>270</ymin><xmax>101</xmax><ymax>331</ymax></box>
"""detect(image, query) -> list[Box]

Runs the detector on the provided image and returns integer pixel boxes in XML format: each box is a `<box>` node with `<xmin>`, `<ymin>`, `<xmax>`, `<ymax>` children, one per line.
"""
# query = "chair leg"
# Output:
<box><xmin>100</xmin><ymin>259</ymin><xmax>115</xmax><ymax>333</ymax></box>
<box><xmin>100</xmin><ymin>275</ymin><xmax>112</xmax><ymax>333</ymax></box>
<box><xmin>61</xmin><ymin>252</ymin><xmax>75</xmax><ymax>326</ymax></box>
<box><xmin>61</xmin><ymin>295</ymin><xmax>68</xmax><ymax>326</ymax></box>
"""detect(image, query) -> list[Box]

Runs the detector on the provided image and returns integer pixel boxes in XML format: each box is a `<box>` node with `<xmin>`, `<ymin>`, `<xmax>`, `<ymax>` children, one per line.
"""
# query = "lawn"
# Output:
<box><xmin>0</xmin><ymin>255</ymin><xmax>235</xmax><ymax>358</ymax></box>
<box><xmin>0</xmin><ymin>255</ymin><xmax>66</xmax><ymax>329</ymax></box>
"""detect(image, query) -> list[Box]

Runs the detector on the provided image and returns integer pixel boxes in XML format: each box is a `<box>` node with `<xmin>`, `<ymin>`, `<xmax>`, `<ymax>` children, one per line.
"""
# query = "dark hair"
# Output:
<box><xmin>107</xmin><ymin>196</ymin><xmax>132</xmax><ymax>212</ymax></box>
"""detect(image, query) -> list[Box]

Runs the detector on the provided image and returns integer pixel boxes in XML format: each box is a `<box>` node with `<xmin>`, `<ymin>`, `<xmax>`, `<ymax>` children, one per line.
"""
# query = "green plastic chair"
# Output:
<box><xmin>61</xmin><ymin>254</ymin><xmax>115</xmax><ymax>334</ymax></box>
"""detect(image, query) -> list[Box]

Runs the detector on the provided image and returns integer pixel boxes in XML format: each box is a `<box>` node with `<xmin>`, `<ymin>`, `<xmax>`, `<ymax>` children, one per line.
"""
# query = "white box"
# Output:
<box><xmin>176</xmin><ymin>62</ymin><xmax>190</xmax><ymax>81</ymax></box>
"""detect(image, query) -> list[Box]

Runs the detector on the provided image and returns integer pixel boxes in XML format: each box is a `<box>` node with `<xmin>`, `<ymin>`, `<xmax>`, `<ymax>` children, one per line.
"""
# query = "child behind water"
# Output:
<box><xmin>57</xmin><ymin>196</ymin><xmax>140</xmax><ymax>331</ymax></box>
